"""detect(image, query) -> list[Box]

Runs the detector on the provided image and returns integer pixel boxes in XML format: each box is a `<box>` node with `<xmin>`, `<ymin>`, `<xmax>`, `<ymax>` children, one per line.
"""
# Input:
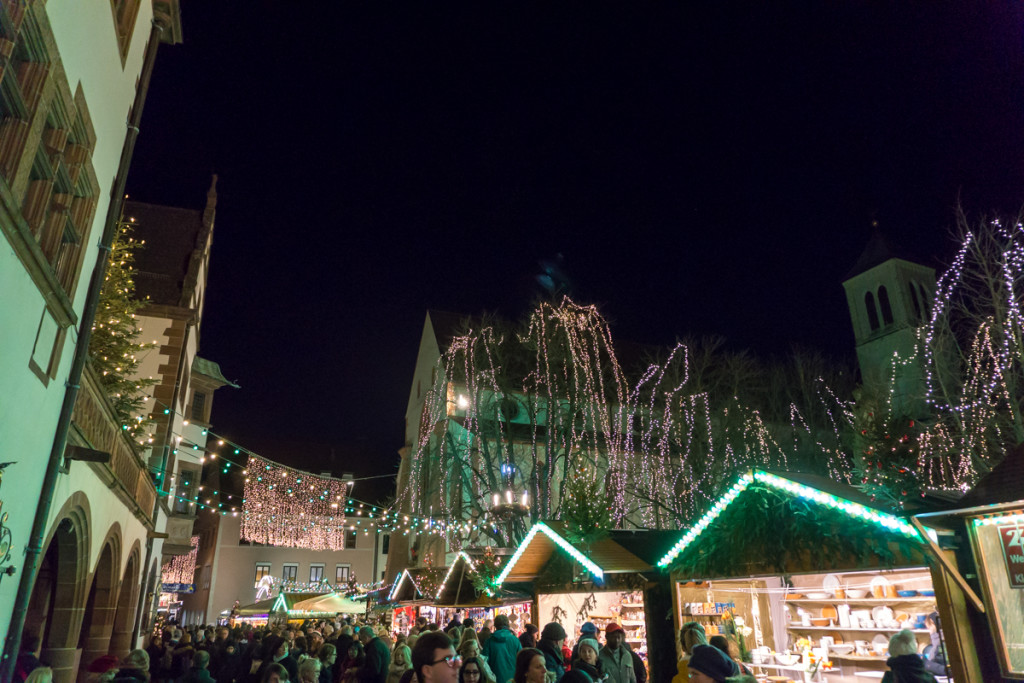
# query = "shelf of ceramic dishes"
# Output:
<box><xmin>785</xmin><ymin>597</ymin><xmax>936</xmax><ymax>606</ymax></box>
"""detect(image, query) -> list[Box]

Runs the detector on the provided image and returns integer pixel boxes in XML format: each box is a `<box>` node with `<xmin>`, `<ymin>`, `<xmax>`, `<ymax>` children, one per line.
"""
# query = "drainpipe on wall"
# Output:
<box><xmin>0</xmin><ymin>20</ymin><xmax>165</xmax><ymax>681</ymax></box>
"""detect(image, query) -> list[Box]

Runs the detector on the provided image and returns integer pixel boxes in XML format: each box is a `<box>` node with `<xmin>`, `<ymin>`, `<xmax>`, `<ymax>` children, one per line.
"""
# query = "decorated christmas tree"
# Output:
<box><xmin>470</xmin><ymin>545</ymin><xmax>503</xmax><ymax>594</ymax></box>
<box><xmin>88</xmin><ymin>217</ymin><xmax>156</xmax><ymax>442</ymax></box>
<box><xmin>850</xmin><ymin>390</ymin><xmax>925</xmax><ymax>509</ymax></box>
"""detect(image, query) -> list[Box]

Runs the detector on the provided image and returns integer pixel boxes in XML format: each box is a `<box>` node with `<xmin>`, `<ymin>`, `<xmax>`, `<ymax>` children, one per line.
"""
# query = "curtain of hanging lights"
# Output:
<box><xmin>241</xmin><ymin>454</ymin><xmax>353</xmax><ymax>550</ymax></box>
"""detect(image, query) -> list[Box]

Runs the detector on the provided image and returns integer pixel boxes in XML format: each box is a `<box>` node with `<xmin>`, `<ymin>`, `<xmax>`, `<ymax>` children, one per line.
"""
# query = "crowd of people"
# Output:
<box><xmin>18</xmin><ymin>608</ymin><xmax>948</xmax><ymax>683</ymax></box>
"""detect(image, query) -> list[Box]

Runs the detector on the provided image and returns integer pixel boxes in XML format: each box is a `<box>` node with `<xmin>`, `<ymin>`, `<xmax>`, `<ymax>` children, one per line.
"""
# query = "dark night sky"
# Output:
<box><xmin>126</xmin><ymin>2</ymin><xmax>1024</xmax><ymax>501</ymax></box>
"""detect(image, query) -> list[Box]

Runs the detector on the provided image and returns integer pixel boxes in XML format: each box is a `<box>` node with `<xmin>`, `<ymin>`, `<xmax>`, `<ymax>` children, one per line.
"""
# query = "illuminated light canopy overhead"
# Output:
<box><xmin>656</xmin><ymin>470</ymin><xmax>922</xmax><ymax>569</ymax></box>
<box><xmin>495</xmin><ymin>521</ymin><xmax>604</xmax><ymax>587</ymax></box>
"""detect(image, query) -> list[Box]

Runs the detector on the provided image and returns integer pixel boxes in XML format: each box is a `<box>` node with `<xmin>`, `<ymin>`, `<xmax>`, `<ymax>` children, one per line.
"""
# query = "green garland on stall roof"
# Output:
<box><xmin>667</xmin><ymin>482</ymin><xmax>925</xmax><ymax>579</ymax></box>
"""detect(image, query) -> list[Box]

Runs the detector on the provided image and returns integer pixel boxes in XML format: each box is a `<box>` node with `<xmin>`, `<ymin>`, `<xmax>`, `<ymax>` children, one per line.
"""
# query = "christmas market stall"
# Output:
<box><xmin>494</xmin><ymin>521</ymin><xmax>680</xmax><ymax>683</ymax></box>
<box><xmin>386</xmin><ymin>566</ymin><xmax>440</xmax><ymax>633</ymax></box>
<box><xmin>232</xmin><ymin>592</ymin><xmax>324</xmax><ymax>626</ymax></box>
<box><xmin>911</xmin><ymin>445</ymin><xmax>1024</xmax><ymax>683</ymax></box>
<box><xmin>657</xmin><ymin>470</ymin><xmax>952</xmax><ymax>683</ymax></box>
<box><xmin>433</xmin><ymin>551</ymin><xmax>532</xmax><ymax>625</ymax></box>
<box><xmin>291</xmin><ymin>592</ymin><xmax>368</xmax><ymax>617</ymax></box>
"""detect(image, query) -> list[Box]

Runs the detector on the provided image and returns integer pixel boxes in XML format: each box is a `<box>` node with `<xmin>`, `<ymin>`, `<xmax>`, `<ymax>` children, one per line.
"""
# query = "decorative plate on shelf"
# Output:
<box><xmin>823</xmin><ymin>573</ymin><xmax>841</xmax><ymax>594</ymax></box>
<box><xmin>869</xmin><ymin>576</ymin><xmax>890</xmax><ymax>598</ymax></box>
<box><xmin>872</xmin><ymin>633</ymin><xmax>889</xmax><ymax>647</ymax></box>
<box><xmin>821</xmin><ymin>605</ymin><xmax>838</xmax><ymax>620</ymax></box>
<box><xmin>872</xmin><ymin>606</ymin><xmax>894</xmax><ymax>623</ymax></box>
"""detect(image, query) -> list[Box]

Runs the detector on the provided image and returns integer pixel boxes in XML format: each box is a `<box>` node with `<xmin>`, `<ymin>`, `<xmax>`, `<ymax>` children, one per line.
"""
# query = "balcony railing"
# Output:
<box><xmin>69</xmin><ymin>364</ymin><xmax>157</xmax><ymax>526</ymax></box>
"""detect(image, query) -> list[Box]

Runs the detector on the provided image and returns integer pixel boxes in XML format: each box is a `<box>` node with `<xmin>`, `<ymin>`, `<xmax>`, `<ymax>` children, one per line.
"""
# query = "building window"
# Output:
<box><xmin>254</xmin><ymin>563</ymin><xmax>271</xmax><ymax>587</ymax></box>
<box><xmin>202</xmin><ymin>565</ymin><xmax>212</xmax><ymax>590</ymax></box>
<box><xmin>345</xmin><ymin>529</ymin><xmax>357</xmax><ymax>549</ymax></box>
<box><xmin>877</xmin><ymin>285</ymin><xmax>894</xmax><ymax>326</ymax></box>
<box><xmin>173</xmin><ymin>467</ymin><xmax>197</xmax><ymax>515</ymax></box>
<box><xmin>191</xmin><ymin>391</ymin><xmax>207</xmax><ymax>421</ymax></box>
<box><xmin>909</xmin><ymin>282</ymin><xmax>923</xmax><ymax>320</ymax></box>
<box><xmin>865</xmin><ymin>292</ymin><xmax>879</xmax><ymax>331</ymax></box>
<box><xmin>110</xmin><ymin>0</ymin><xmax>142</xmax><ymax>61</ymax></box>
<box><xmin>310</xmin><ymin>564</ymin><xmax>325</xmax><ymax>583</ymax></box>
<box><xmin>282</xmin><ymin>564</ymin><xmax>298</xmax><ymax>582</ymax></box>
<box><xmin>381</xmin><ymin>534</ymin><xmax>390</xmax><ymax>554</ymax></box>
<box><xmin>335</xmin><ymin>565</ymin><xmax>350</xmax><ymax>584</ymax></box>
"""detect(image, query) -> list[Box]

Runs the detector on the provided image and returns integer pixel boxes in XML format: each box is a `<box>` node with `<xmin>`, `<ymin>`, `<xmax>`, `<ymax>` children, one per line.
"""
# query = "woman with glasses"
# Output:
<box><xmin>459</xmin><ymin>657</ymin><xmax>485</xmax><ymax>683</ymax></box>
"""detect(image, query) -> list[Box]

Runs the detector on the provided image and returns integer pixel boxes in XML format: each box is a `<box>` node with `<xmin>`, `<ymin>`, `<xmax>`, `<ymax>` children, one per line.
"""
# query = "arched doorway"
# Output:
<box><xmin>76</xmin><ymin>540</ymin><xmax>118</xmax><ymax>681</ymax></box>
<box><xmin>27</xmin><ymin>516</ymin><xmax>88</xmax><ymax>683</ymax></box>
<box><xmin>109</xmin><ymin>550</ymin><xmax>140</xmax><ymax>657</ymax></box>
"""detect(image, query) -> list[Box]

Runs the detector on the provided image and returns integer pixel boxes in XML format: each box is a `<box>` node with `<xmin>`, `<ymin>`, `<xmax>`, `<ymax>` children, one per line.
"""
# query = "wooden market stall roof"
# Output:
<box><xmin>495</xmin><ymin>521</ymin><xmax>674</xmax><ymax>586</ymax></box>
<box><xmin>235</xmin><ymin>592</ymin><xmax>323</xmax><ymax>617</ymax></box>
<box><xmin>656</xmin><ymin>470</ymin><xmax>927</xmax><ymax>577</ymax></box>
<box><xmin>388</xmin><ymin>567</ymin><xmax>430</xmax><ymax>603</ymax></box>
<box><xmin>433</xmin><ymin>551</ymin><xmax>532</xmax><ymax>607</ymax></box>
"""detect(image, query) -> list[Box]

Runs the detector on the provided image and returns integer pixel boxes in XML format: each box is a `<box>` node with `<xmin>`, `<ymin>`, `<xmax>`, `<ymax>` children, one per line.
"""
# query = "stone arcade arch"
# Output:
<box><xmin>109</xmin><ymin>542</ymin><xmax>142</xmax><ymax>657</ymax></box>
<box><xmin>26</xmin><ymin>494</ymin><xmax>91</xmax><ymax>683</ymax></box>
<box><xmin>77</xmin><ymin>526</ymin><xmax>121</xmax><ymax>682</ymax></box>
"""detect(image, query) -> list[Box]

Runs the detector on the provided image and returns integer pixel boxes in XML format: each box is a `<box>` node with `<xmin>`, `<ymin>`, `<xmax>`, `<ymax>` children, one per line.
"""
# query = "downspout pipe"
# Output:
<box><xmin>0</xmin><ymin>19</ymin><xmax>165</xmax><ymax>680</ymax></box>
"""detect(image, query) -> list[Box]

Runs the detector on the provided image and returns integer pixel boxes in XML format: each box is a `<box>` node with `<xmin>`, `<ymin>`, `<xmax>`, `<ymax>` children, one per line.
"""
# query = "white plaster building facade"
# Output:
<box><xmin>0</xmin><ymin>2</ymin><xmax>182</xmax><ymax>681</ymax></box>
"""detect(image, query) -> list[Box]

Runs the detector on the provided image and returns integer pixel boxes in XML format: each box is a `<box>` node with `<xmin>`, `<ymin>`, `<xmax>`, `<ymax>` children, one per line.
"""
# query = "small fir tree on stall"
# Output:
<box><xmin>471</xmin><ymin>545</ymin><xmax>504</xmax><ymax>594</ymax></box>
<box><xmin>89</xmin><ymin>217</ymin><xmax>156</xmax><ymax>442</ymax></box>
<box><xmin>850</xmin><ymin>392</ymin><xmax>925</xmax><ymax>509</ymax></box>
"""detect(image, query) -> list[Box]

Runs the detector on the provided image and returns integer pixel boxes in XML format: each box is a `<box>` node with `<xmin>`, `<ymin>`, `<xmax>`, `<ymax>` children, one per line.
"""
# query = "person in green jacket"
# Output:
<box><xmin>596</xmin><ymin>625</ymin><xmax>634</xmax><ymax>683</ymax></box>
<box><xmin>481</xmin><ymin>615</ymin><xmax>522</xmax><ymax>683</ymax></box>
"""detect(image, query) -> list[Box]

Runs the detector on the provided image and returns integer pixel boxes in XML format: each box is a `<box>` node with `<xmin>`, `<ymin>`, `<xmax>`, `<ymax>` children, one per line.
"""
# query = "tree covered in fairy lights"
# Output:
<box><xmin>392</xmin><ymin>213</ymin><xmax>1024</xmax><ymax>544</ymax></box>
<box><xmin>398</xmin><ymin>298</ymin><xmax>854</xmax><ymax>547</ymax></box>
<box><xmin>88</xmin><ymin>218</ymin><xmax>156</xmax><ymax>442</ymax></box>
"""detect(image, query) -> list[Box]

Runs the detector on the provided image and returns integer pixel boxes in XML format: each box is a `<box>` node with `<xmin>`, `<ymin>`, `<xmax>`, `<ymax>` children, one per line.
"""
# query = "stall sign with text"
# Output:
<box><xmin>998</xmin><ymin>521</ymin><xmax>1024</xmax><ymax>589</ymax></box>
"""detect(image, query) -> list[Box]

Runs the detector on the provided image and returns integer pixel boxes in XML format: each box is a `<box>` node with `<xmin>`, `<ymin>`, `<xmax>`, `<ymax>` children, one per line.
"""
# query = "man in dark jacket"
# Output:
<box><xmin>480</xmin><ymin>614</ymin><xmax>522</xmax><ymax>683</ymax></box>
<box><xmin>537</xmin><ymin>623</ymin><xmax>567</xmax><ymax>683</ymax></box>
<box><xmin>358</xmin><ymin>625</ymin><xmax>391</xmax><ymax>683</ymax></box>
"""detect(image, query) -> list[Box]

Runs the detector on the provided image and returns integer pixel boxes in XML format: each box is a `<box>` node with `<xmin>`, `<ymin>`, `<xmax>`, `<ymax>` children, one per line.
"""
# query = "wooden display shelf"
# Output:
<box><xmin>621</xmin><ymin>603</ymin><xmax>644</xmax><ymax>607</ymax></box>
<box><xmin>828</xmin><ymin>653</ymin><xmax>887</xmax><ymax>662</ymax></box>
<box><xmin>787</xmin><ymin>625</ymin><xmax>929</xmax><ymax>633</ymax></box>
<box><xmin>786</xmin><ymin>597</ymin><xmax>936</xmax><ymax>605</ymax></box>
<box><xmin>681</xmin><ymin>612</ymin><xmax>726</xmax><ymax>617</ymax></box>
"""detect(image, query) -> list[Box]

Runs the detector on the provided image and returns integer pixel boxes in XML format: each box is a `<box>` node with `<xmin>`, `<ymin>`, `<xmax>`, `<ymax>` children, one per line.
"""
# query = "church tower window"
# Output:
<box><xmin>909</xmin><ymin>282</ymin><xmax>923</xmax><ymax>321</ymax></box>
<box><xmin>865</xmin><ymin>291</ymin><xmax>880</xmax><ymax>331</ymax></box>
<box><xmin>878</xmin><ymin>286</ymin><xmax>894</xmax><ymax>326</ymax></box>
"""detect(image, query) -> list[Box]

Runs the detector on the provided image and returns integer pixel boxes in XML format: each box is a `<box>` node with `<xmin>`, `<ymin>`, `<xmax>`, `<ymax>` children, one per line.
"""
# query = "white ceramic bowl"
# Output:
<box><xmin>774</xmin><ymin>653</ymin><xmax>801</xmax><ymax>667</ymax></box>
<box><xmin>830</xmin><ymin>644</ymin><xmax>854</xmax><ymax>655</ymax></box>
<box><xmin>805</xmin><ymin>592</ymin><xmax>829</xmax><ymax>599</ymax></box>
<box><xmin>845</xmin><ymin>589</ymin><xmax>868</xmax><ymax>599</ymax></box>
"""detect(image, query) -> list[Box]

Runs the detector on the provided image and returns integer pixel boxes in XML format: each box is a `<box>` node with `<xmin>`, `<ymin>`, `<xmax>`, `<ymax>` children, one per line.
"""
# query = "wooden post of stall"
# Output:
<box><xmin>930</xmin><ymin>558</ymin><xmax>985</xmax><ymax>683</ymax></box>
<box><xmin>644</xmin><ymin>576</ymin><xmax>677</xmax><ymax>683</ymax></box>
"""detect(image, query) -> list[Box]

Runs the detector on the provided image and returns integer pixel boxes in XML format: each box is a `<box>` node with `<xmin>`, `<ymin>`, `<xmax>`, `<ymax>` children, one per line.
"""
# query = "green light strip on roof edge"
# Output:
<box><xmin>435</xmin><ymin>551</ymin><xmax>477</xmax><ymax>600</ymax></box>
<box><xmin>656</xmin><ymin>473</ymin><xmax>753</xmax><ymax>568</ymax></box>
<box><xmin>974</xmin><ymin>511</ymin><xmax>1024</xmax><ymax>526</ymax></box>
<box><xmin>272</xmin><ymin>592</ymin><xmax>288</xmax><ymax>613</ymax></box>
<box><xmin>496</xmin><ymin>521</ymin><xmax>604</xmax><ymax>587</ymax></box>
<box><xmin>657</xmin><ymin>471</ymin><xmax>922</xmax><ymax>569</ymax></box>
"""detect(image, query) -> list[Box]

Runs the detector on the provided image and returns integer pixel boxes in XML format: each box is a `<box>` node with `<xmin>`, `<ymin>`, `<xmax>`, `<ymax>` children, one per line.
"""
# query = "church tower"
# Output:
<box><xmin>842</xmin><ymin>224</ymin><xmax>936</xmax><ymax>415</ymax></box>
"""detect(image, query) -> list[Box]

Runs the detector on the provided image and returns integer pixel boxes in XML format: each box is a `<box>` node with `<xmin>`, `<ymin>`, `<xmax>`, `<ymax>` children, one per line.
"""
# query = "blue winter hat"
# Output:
<box><xmin>580</xmin><ymin>622</ymin><xmax>599</xmax><ymax>635</ymax></box>
<box><xmin>688</xmin><ymin>644</ymin><xmax>739</xmax><ymax>682</ymax></box>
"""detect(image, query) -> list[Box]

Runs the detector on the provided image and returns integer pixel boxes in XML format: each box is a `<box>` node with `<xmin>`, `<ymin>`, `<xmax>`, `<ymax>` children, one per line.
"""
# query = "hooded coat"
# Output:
<box><xmin>480</xmin><ymin>628</ymin><xmax>522</xmax><ymax>683</ymax></box>
<box><xmin>881</xmin><ymin>654</ymin><xmax>939</xmax><ymax>683</ymax></box>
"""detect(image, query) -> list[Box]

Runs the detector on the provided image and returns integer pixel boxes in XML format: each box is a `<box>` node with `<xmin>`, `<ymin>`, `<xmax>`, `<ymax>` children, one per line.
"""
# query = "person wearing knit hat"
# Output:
<box><xmin>86</xmin><ymin>655</ymin><xmax>121</xmax><ymax>674</ymax></box>
<box><xmin>571</xmin><ymin>638</ymin><xmax>602</xmax><ymax>683</ymax></box>
<box><xmin>537</xmin><ymin>623</ymin><xmax>567</xmax><ymax>683</ymax></box>
<box><xmin>597</xmin><ymin>625</ymin><xmax>634</xmax><ymax>683</ymax></box>
<box><xmin>686</xmin><ymin>644</ymin><xmax>739</xmax><ymax>683</ymax></box>
<box><xmin>570</xmin><ymin>624</ymin><xmax>599</xmax><ymax>662</ymax></box>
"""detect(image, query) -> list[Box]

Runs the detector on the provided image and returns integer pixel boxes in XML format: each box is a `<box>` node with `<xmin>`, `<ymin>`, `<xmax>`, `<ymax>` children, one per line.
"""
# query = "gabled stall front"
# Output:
<box><xmin>496</xmin><ymin>521</ymin><xmax>680</xmax><ymax>683</ymax></box>
<box><xmin>658</xmin><ymin>471</ymin><xmax>945</xmax><ymax>682</ymax></box>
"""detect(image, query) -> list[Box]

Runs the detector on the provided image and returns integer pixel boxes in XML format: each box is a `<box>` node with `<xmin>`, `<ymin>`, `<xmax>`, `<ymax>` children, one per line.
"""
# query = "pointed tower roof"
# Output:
<box><xmin>845</xmin><ymin>221</ymin><xmax>904</xmax><ymax>280</ymax></box>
